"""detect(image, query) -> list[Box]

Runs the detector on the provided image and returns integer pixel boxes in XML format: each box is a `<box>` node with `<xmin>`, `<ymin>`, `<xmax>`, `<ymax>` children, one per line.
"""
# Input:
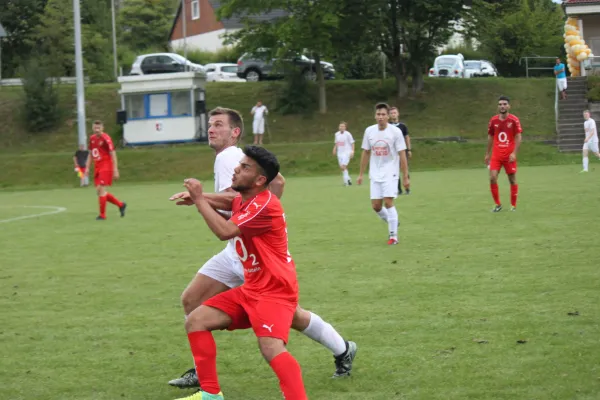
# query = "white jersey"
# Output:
<box><xmin>361</xmin><ymin>124</ymin><xmax>406</xmax><ymax>182</ymax></box>
<box><xmin>214</xmin><ymin>146</ymin><xmax>245</xmax><ymax>258</ymax></box>
<box><xmin>585</xmin><ymin>118</ymin><xmax>598</xmax><ymax>143</ymax></box>
<box><xmin>252</xmin><ymin>105</ymin><xmax>268</xmax><ymax>122</ymax></box>
<box><xmin>334</xmin><ymin>131</ymin><xmax>355</xmax><ymax>155</ymax></box>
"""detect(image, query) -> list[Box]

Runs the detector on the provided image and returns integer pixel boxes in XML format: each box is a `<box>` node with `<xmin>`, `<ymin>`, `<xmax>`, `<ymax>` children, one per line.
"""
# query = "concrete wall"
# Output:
<box><xmin>581</xmin><ymin>14</ymin><xmax>600</xmax><ymax>55</ymax></box>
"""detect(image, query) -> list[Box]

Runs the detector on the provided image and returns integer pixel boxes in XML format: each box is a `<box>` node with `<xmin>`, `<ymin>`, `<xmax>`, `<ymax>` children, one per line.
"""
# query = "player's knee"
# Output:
<box><xmin>181</xmin><ymin>289</ymin><xmax>200</xmax><ymax>315</ymax></box>
<box><xmin>184</xmin><ymin>306</ymin><xmax>212</xmax><ymax>332</ymax></box>
<box><xmin>291</xmin><ymin>306</ymin><xmax>311</xmax><ymax>331</ymax></box>
<box><xmin>257</xmin><ymin>337</ymin><xmax>286</xmax><ymax>362</ymax></box>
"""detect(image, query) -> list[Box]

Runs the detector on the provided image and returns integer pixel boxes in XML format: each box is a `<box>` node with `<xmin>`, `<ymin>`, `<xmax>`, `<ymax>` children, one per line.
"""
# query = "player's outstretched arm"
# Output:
<box><xmin>268</xmin><ymin>173</ymin><xmax>285</xmax><ymax>199</ymax></box>
<box><xmin>170</xmin><ymin>190</ymin><xmax>237</xmax><ymax>210</ymax></box>
<box><xmin>357</xmin><ymin>149</ymin><xmax>370</xmax><ymax>184</ymax></box>
<box><xmin>184</xmin><ymin>178</ymin><xmax>241</xmax><ymax>240</ymax></box>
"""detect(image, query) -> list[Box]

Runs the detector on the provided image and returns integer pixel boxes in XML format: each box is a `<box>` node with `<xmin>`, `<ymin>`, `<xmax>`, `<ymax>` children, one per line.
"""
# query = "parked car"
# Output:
<box><xmin>464</xmin><ymin>60</ymin><xmax>499</xmax><ymax>78</ymax></box>
<box><xmin>205</xmin><ymin>63</ymin><xmax>246</xmax><ymax>82</ymax></box>
<box><xmin>236</xmin><ymin>51</ymin><xmax>335</xmax><ymax>82</ymax></box>
<box><xmin>428</xmin><ymin>54</ymin><xmax>466</xmax><ymax>78</ymax></box>
<box><xmin>130</xmin><ymin>53</ymin><xmax>204</xmax><ymax>76</ymax></box>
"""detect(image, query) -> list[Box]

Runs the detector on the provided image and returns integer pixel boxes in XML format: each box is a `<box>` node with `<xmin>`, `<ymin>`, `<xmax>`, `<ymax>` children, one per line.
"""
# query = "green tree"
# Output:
<box><xmin>465</xmin><ymin>0</ymin><xmax>564</xmax><ymax>77</ymax></box>
<box><xmin>0</xmin><ymin>0</ymin><xmax>47</xmax><ymax>78</ymax></box>
<box><xmin>20</xmin><ymin>57</ymin><xmax>62</xmax><ymax>132</ymax></box>
<box><xmin>118</xmin><ymin>0</ymin><xmax>173</xmax><ymax>52</ymax></box>
<box><xmin>29</xmin><ymin>0</ymin><xmax>74</xmax><ymax>77</ymax></box>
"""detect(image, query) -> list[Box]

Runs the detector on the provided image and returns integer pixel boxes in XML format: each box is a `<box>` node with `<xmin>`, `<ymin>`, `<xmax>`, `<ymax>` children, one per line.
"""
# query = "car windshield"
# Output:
<box><xmin>171</xmin><ymin>54</ymin><xmax>187</xmax><ymax>63</ymax></box>
<box><xmin>435</xmin><ymin>56</ymin><xmax>457</xmax><ymax>67</ymax></box>
<box><xmin>465</xmin><ymin>61</ymin><xmax>481</xmax><ymax>69</ymax></box>
<box><xmin>221</xmin><ymin>66</ymin><xmax>237</xmax><ymax>73</ymax></box>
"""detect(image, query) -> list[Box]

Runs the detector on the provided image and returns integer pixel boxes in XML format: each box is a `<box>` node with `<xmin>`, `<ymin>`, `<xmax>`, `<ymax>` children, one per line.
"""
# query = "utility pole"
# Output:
<box><xmin>73</xmin><ymin>0</ymin><xmax>87</xmax><ymax>148</ymax></box>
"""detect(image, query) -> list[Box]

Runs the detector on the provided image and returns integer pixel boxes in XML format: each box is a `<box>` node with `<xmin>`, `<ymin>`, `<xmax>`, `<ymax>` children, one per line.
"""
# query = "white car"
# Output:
<box><xmin>204</xmin><ymin>63</ymin><xmax>246</xmax><ymax>82</ymax></box>
<box><xmin>429</xmin><ymin>54</ymin><xmax>466</xmax><ymax>78</ymax></box>
<box><xmin>464</xmin><ymin>60</ymin><xmax>499</xmax><ymax>78</ymax></box>
<box><xmin>130</xmin><ymin>53</ymin><xmax>204</xmax><ymax>76</ymax></box>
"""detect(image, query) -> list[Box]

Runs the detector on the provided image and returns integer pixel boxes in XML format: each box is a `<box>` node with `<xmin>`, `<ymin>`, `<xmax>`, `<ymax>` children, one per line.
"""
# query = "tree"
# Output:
<box><xmin>118</xmin><ymin>0</ymin><xmax>173</xmax><ymax>52</ymax></box>
<box><xmin>217</xmin><ymin>0</ymin><xmax>344</xmax><ymax>114</ymax></box>
<box><xmin>371</xmin><ymin>0</ymin><xmax>465</xmax><ymax>98</ymax></box>
<box><xmin>464</xmin><ymin>0</ymin><xmax>564</xmax><ymax>77</ymax></box>
<box><xmin>0</xmin><ymin>0</ymin><xmax>47</xmax><ymax>78</ymax></box>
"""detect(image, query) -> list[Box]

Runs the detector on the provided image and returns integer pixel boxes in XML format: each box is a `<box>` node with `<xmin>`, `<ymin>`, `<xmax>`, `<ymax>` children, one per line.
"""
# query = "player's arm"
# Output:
<box><xmin>73</xmin><ymin>155</ymin><xmax>78</xmax><ymax>169</ymax></box>
<box><xmin>202</xmin><ymin>190</ymin><xmax>238</xmax><ymax>211</ymax></box>
<box><xmin>85</xmin><ymin>151</ymin><xmax>91</xmax><ymax>175</ymax></box>
<box><xmin>110</xmin><ymin>151</ymin><xmax>120</xmax><ymax>178</ymax></box>
<box><xmin>196</xmin><ymin>198</ymin><xmax>241</xmax><ymax>240</ymax></box>
<box><xmin>268</xmin><ymin>173</ymin><xmax>285</xmax><ymax>199</ymax></box>
<box><xmin>357</xmin><ymin>149</ymin><xmax>369</xmax><ymax>182</ymax></box>
<box><xmin>332</xmin><ymin>142</ymin><xmax>337</xmax><ymax>156</ymax></box>
<box><xmin>485</xmin><ymin>120</ymin><xmax>494</xmax><ymax>163</ymax></box>
<box><xmin>513</xmin><ymin>133</ymin><xmax>522</xmax><ymax>155</ymax></box>
<box><xmin>399</xmin><ymin>150</ymin><xmax>409</xmax><ymax>180</ymax></box>
<box><xmin>584</xmin><ymin>126</ymin><xmax>595</xmax><ymax>142</ymax></box>
<box><xmin>405</xmin><ymin>135</ymin><xmax>412</xmax><ymax>158</ymax></box>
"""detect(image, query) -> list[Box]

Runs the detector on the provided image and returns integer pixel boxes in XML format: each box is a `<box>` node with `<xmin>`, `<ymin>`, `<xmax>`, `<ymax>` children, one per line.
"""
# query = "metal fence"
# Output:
<box><xmin>520</xmin><ymin>56</ymin><xmax>557</xmax><ymax>78</ymax></box>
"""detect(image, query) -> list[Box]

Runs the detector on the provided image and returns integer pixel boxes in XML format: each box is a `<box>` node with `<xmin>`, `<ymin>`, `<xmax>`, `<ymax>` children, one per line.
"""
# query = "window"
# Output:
<box><xmin>221</xmin><ymin>66</ymin><xmax>238</xmax><ymax>73</ymax></box>
<box><xmin>126</xmin><ymin>94</ymin><xmax>145</xmax><ymax>119</ymax></box>
<box><xmin>171</xmin><ymin>92</ymin><xmax>192</xmax><ymax>117</ymax></box>
<box><xmin>191</xmin><ymin>0</ymin><xmax>200</xmax><ymax>20</ymax></box>
<box><xmin>149</xmin><ymin>94</ymin><xmax>169</xmax><ymax>117</ymax></box>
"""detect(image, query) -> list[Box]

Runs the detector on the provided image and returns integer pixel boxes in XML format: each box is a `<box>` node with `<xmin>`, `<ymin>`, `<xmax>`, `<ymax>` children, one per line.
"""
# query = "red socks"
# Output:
<box><xmin>490</xmin><ymin>183</ymin><xmax>500</xmax><ymax>205</ymax></box>
<box><xmin>270</xmin><ymin>352</ymin><xmax>308</xmax><ymax>400</ymax></box>
<box><xmin>510</xmin><ymin>184</ymin><xmax>518</xmax><ymax>207</ymax></box>
<box><xmin>188</xmin><ymin>331</ymin><xmax>221</xmax><ymax>395</ymax></box>
<box><xmin>98</xmin><ymin>195</ymin><xmax>107</xmax><ymax>218</ymax></box>
<box><xmin>105</xmin><ymin>192</ymin><xmax>123</xmax><ymax>208</ymax></box>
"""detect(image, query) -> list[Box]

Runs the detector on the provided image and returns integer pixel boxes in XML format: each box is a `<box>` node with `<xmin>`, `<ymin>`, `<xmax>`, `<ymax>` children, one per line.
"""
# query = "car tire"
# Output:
<box><xmin>244</xmin><ymin>69</ymin><xmax>262</xmax><ymax>82</ymax></box>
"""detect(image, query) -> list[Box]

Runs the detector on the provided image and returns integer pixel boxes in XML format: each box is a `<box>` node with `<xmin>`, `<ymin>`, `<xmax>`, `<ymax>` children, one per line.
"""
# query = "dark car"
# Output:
<box><xmin>236</xmin><ymin>51</ymin><xmax>335</xmax><ymax>82</ymax></box>
<box><xmin>130</xmin><ymin>53</ymin><xmax>204</xmax><ymax>76</ymax></box>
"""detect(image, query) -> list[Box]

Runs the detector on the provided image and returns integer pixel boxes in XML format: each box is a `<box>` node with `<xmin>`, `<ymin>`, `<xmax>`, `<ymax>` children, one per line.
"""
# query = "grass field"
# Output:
<box><xmin>2</xmin><ymin>164</ymin><xmax>600</xmax><ymax>400</ymax></box>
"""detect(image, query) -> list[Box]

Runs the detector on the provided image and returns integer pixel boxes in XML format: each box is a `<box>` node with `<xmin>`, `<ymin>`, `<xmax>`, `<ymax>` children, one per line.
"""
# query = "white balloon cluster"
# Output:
<box><xmin>563</xmin><ymin>17</ymin><xmax>593</xmax><ymax>77</ymax></box>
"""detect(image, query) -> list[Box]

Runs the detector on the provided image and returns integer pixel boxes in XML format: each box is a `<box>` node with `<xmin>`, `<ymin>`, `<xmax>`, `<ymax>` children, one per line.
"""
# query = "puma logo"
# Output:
<box><xmin>262</xmin><ymin>324</ymin><xmax>274</xmax><ymax>333</ymax></box>
<box><xmin>252</xmin><ymin>202</ymin><xmax>261</xmax><ymax>209</ymax></box>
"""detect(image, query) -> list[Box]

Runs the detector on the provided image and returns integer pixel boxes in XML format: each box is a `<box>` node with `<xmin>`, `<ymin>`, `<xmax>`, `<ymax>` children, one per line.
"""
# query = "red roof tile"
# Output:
<box><xmin>566</xmin><ymin>0</ymin><xmax>600</xmax><ymax>4</ymax></box>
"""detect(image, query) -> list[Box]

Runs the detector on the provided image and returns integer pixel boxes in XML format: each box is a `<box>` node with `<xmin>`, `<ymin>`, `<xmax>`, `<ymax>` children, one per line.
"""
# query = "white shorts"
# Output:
<box><xmin>370</xmin><ymin>179</ymin><xmax>399</xmax><ymax>199</ymax></box>
<box><xmin>253</xmin><ymin>119</ymin><xmax>265</xmax><ymax>134</ymax></box>
<box><xmin>557</xmin><ymin>78</ymin><xmax>567</xmax><ymax>92</ymax></box>
<box><xmin>583</xmin><ymin>141</ymin><xmax>599</xmax><ymax>153</ymax></box>
<box><xmin>197</xmin><ymin>246</ymin><xmax>244</xmax><ymax>288</ymax></box>
<box><xmin>337</xmin><ymin>154</ymin><xmax>350</xmax><ymax>167</ymax></box>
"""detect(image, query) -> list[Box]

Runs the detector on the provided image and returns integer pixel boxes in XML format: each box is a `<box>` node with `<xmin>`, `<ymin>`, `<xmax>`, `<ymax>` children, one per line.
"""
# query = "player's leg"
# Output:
<box><xmin>383</xmin><ymin>194</ymin><xmax>399</xmax><ymax>245</ymax></box>
<box><xmin>582</xmin><ymin>145</ymin><xmax>589</xmax><ymax>172</ymax></box>
<box><xmin>170</xmin><ymin>249</ymin><xmax>243</xmax><ymax>388</ymax></box>
<box><xmin>592</xmin><ymin>142</ymin><xmax>600</xmax><ymax>160</ymax></box>
<box><xmin>95</xmin><ymin>178</ymin><xmax>108</xmax><ymax>220</ymax></box>
<box><xmin>258</xmin><ymin>133</ymin><xmax>264</xmax><ymax>145</ymax></box>
<box><xmin>177</xmin><ymin>289</ymin><xmax>248</xmax><ymax>400</ymax></box>
<box><xmin>291</xmin><ymin>306</ymin><xmax>357</xmax><ymax>377</ymax></box>
<box><xmin>370</xmin><ymin>181</ymin><xmax>388</xmax><ymax>222</ymax></box>
<box><xmin>250</xmin><ymin>300</ymin><xmax>307</xmax><ymax>400</ymax></box>
<box><xmin>505</xmin><ymin>160</ymin><xmax>518</xmax><ymax>211</ymax></box>
<box><xmin>488</xmin><ymin>161</ymin><xmax>502</xmax><ymax>212</ymax></box>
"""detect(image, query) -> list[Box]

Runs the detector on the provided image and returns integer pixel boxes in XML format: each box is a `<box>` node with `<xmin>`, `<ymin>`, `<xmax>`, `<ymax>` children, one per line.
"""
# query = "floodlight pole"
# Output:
<box><xmin>73</xmin><ymin>0</ymin><xmax>87</xmax><ymax>148</ymax></box>
<box><xmin>182</xmin><ymin>0</ymin><xmax>188</xmax><ymax>71</ymax></box>
<box><xmin>111</xmin><ymin>0</ymin><xmax>119</xmax><ymax>79</ymax></box>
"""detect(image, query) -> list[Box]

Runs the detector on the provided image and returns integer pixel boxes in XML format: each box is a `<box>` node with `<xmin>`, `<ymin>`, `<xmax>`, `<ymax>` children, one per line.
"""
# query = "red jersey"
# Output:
<box><xmin>89</xmin><ymin>133</ymin><xmax>115</xmax><ymax>172</ymax></box>
<box><xmin>488</xmin><ymin>114</ymin><xmax>522</xmax><ymax>158</ymax></box>
<box><xmin>230</xmin><ymin>190</ymin><xmax>298</xmax><ymax>303</ymax></box>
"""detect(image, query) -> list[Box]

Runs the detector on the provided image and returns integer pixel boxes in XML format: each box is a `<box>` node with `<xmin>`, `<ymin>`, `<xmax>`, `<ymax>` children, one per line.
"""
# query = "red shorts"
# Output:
<box><xmin>490</xmin><ymin>157</ymin><xmax>517</xmax><ymax>174</ymax></box>
<box><xmin>203</xmin><ymin>287</ymin><xmax>297</xmax><ymax>344</ymax></box>
<box><xmin>94</xmin><ymin>170</ymin><xmax>113</xmax><ymax>186</ymax></box>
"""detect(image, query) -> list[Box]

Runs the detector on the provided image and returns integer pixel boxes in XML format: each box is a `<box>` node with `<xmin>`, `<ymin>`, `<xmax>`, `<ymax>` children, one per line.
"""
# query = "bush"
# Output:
<box><xmin>173</xmin><ymin>46</ymin><xmax>242</xmax><ymax>65</ymax></box>
<box><xmin>20</xmin><ymin>58</ymin><xmax>63</xmax><ymax>133</ymax></box>
<box><xmin>588</xmin><ymin>76</ymin><xmax>600</xmax><ymax>102</ymax></box>
<box><xmin>274</xmin><ymin>69</ymin><xmax>317</xmax><ymax>115</ymax></box>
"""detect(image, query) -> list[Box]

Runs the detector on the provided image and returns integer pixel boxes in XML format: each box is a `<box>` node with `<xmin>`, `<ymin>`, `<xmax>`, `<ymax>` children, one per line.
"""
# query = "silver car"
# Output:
<box><xmin>130</xmin><ymin>53</ymin><xmax>204</xmax><ymax>76</ymax></box>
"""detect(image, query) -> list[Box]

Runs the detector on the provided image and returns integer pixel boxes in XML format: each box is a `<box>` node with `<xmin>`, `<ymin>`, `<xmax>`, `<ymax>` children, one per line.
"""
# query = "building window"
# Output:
<box><xmin>125</xmin><ymin>94</ymin><xmax>145</xmax><ymax>119</ymax></box>
<box><xmin>148</xmin><ymin>93</ymin><xmax>169</xmax><ymax>117</ymax></box>
<box><xmin>126</xmin><ymin>92</ymin><xmax>194</xmax><ymax>120</ymax></box>
<box><xmin>171</xmin><ymin>92</ymin><xmax>192</xmax><ymax>116</ymax></box>
<box><xmin>191</xmin><ymin>0</ymin><xmax>200</xmax><ymax>20</ymax></box>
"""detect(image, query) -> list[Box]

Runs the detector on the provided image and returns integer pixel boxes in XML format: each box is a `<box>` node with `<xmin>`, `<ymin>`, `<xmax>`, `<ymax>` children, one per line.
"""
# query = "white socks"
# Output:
<box><xmin>583</xmin><ymin>156</ymin><xmax>589</xmax><ymax>171</ymax></box>
<box><xmin>376</xmin><ymin>208</ymin><xmax>388</xmax><ymax>222</ymax></box>
<box><xmin>386</xmin><ymin>206</ymin><xmax>398</xmax><ymax>238</ymax></box>
<box><xmin>301</xmin><ymin>312</ymin><xmax>347</xmax><ymax>356</ymax></box>
<box><xmin>342</xmin><ymin>169</ymin><xmax>350</xmax><ymax>184</ymax></box>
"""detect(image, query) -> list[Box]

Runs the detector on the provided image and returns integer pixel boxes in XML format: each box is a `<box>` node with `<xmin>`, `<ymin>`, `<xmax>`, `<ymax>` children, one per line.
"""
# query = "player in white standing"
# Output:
<box><xmin>251</xmin><ymin>100</ymin><xmax>268</xmax><ymax>145</ymax></box>
<box><xmin>168</xmin><ymin>107</ymin><xmax>357</xmax><ymax>389</ymax></box>
<box><xmin>581</xmin><ymin>109</ymin><xmax>600</xmax><ymax>173</ymax></box>
<box><xmin>332</xmin><ymin>121</ymin><xmax>355</xmax><ymax>186</ymax></box>
<box><xmin>357</xmin><ymin>103</ymin><xmax>409</xmax><ymax>245</ymax></box>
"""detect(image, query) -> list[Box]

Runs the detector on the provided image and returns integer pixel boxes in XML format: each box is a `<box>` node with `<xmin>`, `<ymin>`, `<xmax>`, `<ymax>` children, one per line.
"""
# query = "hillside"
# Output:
<box><xmin>0</xmin><ymin>78</ymin><xmax>557</xmax><ymax>154</ymax></box>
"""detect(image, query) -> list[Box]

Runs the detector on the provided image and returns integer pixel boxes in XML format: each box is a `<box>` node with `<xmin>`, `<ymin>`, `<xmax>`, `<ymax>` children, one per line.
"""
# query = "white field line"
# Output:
<box><xmin>0</xmin><ymin>206</ymin><xmax>67</xmax><ymax>224</ymax></box>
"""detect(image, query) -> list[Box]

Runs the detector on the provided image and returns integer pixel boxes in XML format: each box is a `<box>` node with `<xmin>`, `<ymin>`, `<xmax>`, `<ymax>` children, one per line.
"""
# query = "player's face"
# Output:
<box><xmin>497</xmin><ymin>101</ymin><xmax>510</xmax><ymax>115</ymax></box>
<box><xmin>208</xmin><ymin>114</ymin><xmax>240</xmax><ymax>151</ymax></box>
<box><xmin>556</xmin><ymin>58</ymin><xmax>561</xmax><ymax>65</ymax></box>
<box><xmin>390</xmin><ymin>109</ymin><xmax>399</xmax><ymax>121</ymax></box>
<box><xmin>231</xmin><ymin>156</ymin><xmax>267</xmax><ymax>192</ymax></box>
<box><xmin>375</xmin><ymin>108</ymin><xmax>389</xmax><ymax>126</ymax></box>
<box><xmin>92</xmin><ymin>124</ymin><xmax>103</xmax><ymax>134</ymax></box>
<box><xmin>339</xmin><ymin>123</ymin><xmax>346</xmax><ymax>132</ymax></box>
<box><xmin>584</xmin><ymin>111</ymin><xmax>590</xmax><ymax>120</ymax></box>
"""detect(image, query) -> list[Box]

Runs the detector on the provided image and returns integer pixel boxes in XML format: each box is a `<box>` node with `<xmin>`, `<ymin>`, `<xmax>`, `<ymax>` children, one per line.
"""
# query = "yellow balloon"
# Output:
<box><xmin>586</xmin><ymin>48</ymin><xmax>592</xmax><ymax>55</ymax></box>
<box><xmin>566</xmin><ymin>31</ymin><xmax>578</xmax><ymax>37</ymax></box>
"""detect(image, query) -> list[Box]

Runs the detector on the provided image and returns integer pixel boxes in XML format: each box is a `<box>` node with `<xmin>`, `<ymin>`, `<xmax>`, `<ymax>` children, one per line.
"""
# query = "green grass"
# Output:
<box><xmin>0</xmin><ymin>141</ymin><xmax>581</xmax><ymax>190</ymax></box>
<box><xmin>2</xmin><ymin>165</ymin><xmax>600</xmax><ymax>399</ymax></box>
<box><xmin>0</xmin><ymin>78</ymin><xmax>558</xmax><ymax>154</ymax></box>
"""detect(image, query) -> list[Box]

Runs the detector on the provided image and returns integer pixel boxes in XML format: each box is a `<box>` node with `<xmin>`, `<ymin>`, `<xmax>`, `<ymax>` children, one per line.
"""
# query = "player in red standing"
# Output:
<box><xmin>485</xmin><ymin>96</ymin><xmax>522</xmax><ymax>212</ymax></box>
<box><xmin>176</xmin><ymin>146</ymin><xmax>307</xmax><ymax>400</ymax></box>
<box><xmin>85</xmin><ymin>120</ymin><xmax>127</xmax><ymax>220</ymax></box>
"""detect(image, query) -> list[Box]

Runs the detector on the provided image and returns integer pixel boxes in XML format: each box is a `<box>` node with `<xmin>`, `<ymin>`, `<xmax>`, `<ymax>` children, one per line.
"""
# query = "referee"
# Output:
<box><xmin>390</xmin><ymin>107</ymin><xmax>411</xmax><ymax>194</ymax></box>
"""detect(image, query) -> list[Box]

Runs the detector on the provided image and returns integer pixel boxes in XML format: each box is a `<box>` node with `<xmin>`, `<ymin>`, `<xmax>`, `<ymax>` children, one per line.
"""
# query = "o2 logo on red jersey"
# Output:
<box><xmin>91</xmin><ymin>148</ymin><xmax>101</xmax><ymax>159</ymax></box>
<box><xmin>498</xmin><ymin>132</ymin><xmax>509</xmax><ymax>143</ymax></box>
<box><xmin>234</xmin><ymin>237</ymin><xmax>259</xmax><ymax>267</ymax></box>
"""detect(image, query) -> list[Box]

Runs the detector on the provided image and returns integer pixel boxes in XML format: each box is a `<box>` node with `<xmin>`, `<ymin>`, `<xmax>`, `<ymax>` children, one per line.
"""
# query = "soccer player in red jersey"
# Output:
<box><xmin>485</xmin><ymin>96</ymin><xmax>522</xmax><ymax>212</ymax></box>
<box><xmin>84</xmin><ymin>120</ymin><xmax>127</xmax><ymax>220</ymax></box>
<box><xmin>176</xmin><ymin>146</ymin><xmax>307</xmax><ymax>400</ymax></box>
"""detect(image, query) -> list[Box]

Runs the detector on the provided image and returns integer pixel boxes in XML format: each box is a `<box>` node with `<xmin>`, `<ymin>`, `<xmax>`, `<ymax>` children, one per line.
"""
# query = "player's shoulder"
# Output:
<box><xmin>101</xmin><ymin>132</ymin><xmax>112</xmax><ymax>140</ymax></box>
<box><xmin>489</xmin><ymin>114</ymin><xmax>500</xmax><ymax>123</ymax></box>
<box><xmin>364</xmin><ymin>124</ymin><xmax>378</xmax><ymax>134</ymax></box>
<box><xmin>508</xmin><ymin>114</ymin><xmax>521</xmax><ymax>122</ymax></box>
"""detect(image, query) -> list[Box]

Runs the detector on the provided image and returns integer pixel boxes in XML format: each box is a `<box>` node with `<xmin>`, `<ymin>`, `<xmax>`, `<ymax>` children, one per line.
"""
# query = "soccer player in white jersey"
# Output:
<box><xmin>168</xmin><ymin>107</ymin><xmax>357</xmax><ymax>389</ymax></box>
<box><xmin>332</xmin><ymin>121</ymin><xmax>355</xmax><ymax>186</ymax></box>
<box><xmin>581</xmin><ymin>109</ymin><xmax>600</xmax><ymax>173</ymax></box>
<box><xmin>251</xmin><ymin>100</ymin><xmax>268</xmax><ymax>145</ymax></box>
<box><xmin>357</xmin><ymin>103</ymin><xmax>409</xmax><ymax>245</ymax></box>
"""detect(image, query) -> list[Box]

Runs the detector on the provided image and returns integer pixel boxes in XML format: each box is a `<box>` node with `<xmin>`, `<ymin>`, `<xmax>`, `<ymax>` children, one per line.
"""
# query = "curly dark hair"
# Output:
<box><xmin>243</xmin><ymin>145</ymin><xmax>280</xmax><ymax>185</ymax></box>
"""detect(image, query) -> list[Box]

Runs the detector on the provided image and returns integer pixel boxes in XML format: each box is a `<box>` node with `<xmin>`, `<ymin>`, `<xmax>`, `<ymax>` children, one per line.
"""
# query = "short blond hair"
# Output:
<box><xmin>209</xmin><ymin>107</ymin><xmax>245</xmax><ymax>142</ymax></box>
